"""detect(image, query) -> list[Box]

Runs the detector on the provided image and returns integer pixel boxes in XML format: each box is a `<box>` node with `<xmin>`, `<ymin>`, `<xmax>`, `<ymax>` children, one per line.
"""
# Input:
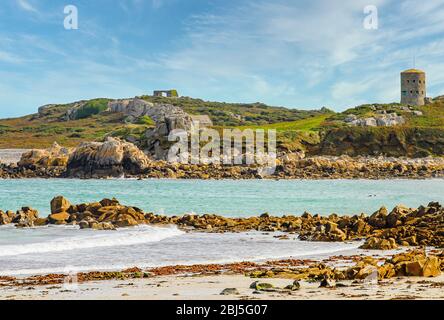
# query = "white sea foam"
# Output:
<box><xmin>0</xmin><ymin>225</ymin><xmax>184</xmax><ymax>257</ymax></box>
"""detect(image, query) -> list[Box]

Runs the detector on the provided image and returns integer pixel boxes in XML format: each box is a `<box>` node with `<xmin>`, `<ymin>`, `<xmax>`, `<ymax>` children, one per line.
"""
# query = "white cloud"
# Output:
<box><xmin>16</xmin><ymin>0</ymin><xmax>38</xmax><ymax>13</ymax></box>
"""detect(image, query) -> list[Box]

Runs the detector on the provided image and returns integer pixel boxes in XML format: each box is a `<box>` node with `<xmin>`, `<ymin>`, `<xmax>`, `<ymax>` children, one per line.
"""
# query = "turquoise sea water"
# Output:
<box><xmin>0</xmin><ymin>178</ymin><xmax>443</xmax><ymax>217</ymax></box>
<box><xmin>0</xmin><ymin>178</ymin><xmax>443</xmax><ymax>275</ymax></box>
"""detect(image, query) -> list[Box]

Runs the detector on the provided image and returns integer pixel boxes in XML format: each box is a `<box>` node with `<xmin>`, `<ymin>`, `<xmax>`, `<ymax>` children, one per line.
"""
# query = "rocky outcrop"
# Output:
<box><xmin>3</xmin><ymin>152</ymin><xmax>444</xmax><ymax>180</ymax></box>
<box><xmin>1</xmin><ymin>196</ymin><xmax>443</xmax><ymax>250</ymax></box>
<box><xmin>66</xmin><ymin>137</ymin><xmax>151</xmax><ymax>178</ymax></box>
<box><xmin>0</xmin><ymin>207</ymin><xmax>40</xmax><ymax>228</ymax></box>
<box><xmin>107</xmin><ymin>98</ymin><xmax>193</xmax><ymax>160</ymax></box>
<box><xmin>345</xmin><ymin>113</ymin><xmax>405</xmax><ymax>127</ymax></box>
<box><xmin>276</xmin><ymin>155</ymin><xmax>444</xmax><ymax>179</ymax></box>
<box><xmin>18</xmin><ymin>142</ymin><xmax>71</xmax><ymax>169</ymax></box>
<box><xmin>318</xmin><ymin>127</ymin><xmax>444</xmax><ymax>158</ymax></box>
<box><xmin>246</xmin><ymin>249</ymin><xmax>443</xmax><ymax>281</ymax></box>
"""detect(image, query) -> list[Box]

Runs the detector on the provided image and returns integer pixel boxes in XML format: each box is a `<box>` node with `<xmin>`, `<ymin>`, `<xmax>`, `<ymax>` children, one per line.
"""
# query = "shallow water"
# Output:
<box><xmin>0</xmin><ymin>178</ymin><xmax>443</xmax><ymax>217</ymax></box>
<box><xmin>0</xmin><ymin>178</ymin><xmax>442</xmax><ymax>276</ymax></box>
<box><xmin>0</xmin><ymin>224</ymin><xmax>363</xmax><ymax>276</ymax></box>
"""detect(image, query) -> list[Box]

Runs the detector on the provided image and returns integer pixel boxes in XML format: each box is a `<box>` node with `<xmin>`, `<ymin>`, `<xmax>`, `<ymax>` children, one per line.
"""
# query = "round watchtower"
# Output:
<box><xmin>400</xmin><ymin>69</ymin><xmax>426</xmax><ymax>106</ymax></box>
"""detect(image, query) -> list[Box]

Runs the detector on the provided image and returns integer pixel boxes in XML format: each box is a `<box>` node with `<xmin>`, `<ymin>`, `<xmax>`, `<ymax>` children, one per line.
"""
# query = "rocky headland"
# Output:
<box><xmin>1</xmin><ymin>137</ymin><xmax>444</xmax><ymax>179</ymax></box>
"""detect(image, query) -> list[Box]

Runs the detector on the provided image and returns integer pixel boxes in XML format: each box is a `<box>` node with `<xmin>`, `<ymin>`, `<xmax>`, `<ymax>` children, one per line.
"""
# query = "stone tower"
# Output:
<box><xmin>401</xmin><ymin>69</ymin><xmax>426</xmax><ymax>106</ymax></box>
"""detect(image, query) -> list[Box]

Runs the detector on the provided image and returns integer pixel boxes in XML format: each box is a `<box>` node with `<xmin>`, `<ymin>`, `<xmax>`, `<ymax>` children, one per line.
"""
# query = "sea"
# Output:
<box><xmin>0</xmin><ymin>178</ymin><xmax>442</xmax><ymax>276</ymax></box>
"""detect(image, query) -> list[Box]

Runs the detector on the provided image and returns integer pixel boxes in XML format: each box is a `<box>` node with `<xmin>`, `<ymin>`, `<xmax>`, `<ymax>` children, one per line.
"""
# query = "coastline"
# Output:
<box><xmin>1</xmin><ymin>250</ymin><xmax>443</xmax><ymax>300</ymax></box>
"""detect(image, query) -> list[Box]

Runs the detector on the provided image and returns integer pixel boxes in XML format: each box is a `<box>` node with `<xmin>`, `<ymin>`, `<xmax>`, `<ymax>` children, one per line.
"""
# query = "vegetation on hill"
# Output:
<box><xmin>139</xmin><ymin>95</ymin><xmax>332</xmax><ymax>126</ymax></box>
<box><xmin>1</xmin><ymin>94</ymin><xmax>444</xmax><ymax>157</ymax></box>
<box><xmin>0</xmin><ymin>107</ymin><xmax>152</xmax><ymax>149</ymax></box>
<box><xmin>74</xmin><ymin>98</ymin><xmax>110</xmax><ymax>119</ymax></box>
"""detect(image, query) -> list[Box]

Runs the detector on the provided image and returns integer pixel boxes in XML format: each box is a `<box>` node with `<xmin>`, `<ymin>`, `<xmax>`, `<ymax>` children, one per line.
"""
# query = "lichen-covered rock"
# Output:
<box><xmin>107</xmin><ymin>98</ymin><xmax>194</xmax><ymax>160</ymax></box>
<box><xmin>18</xmin><ymin>142</ymin><xmax>71</xmax><ymax>168</ymax></box>
<box><xmin>66</xmin><ymin>137</ymin><xmax>152</xmax><ymax>178</ymax></box>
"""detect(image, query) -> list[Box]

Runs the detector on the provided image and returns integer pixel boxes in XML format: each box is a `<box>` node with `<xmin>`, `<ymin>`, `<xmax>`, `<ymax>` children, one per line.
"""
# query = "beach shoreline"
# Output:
<box><xmin>1</xmin><ymin>252</ymin><xmax>443</xmax><ymax>300</ymax></box>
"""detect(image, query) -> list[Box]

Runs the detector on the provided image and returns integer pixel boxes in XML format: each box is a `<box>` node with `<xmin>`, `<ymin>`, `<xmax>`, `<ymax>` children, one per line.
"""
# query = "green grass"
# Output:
<box><xmin>406</xmin><ymin>101</ymin><xmax>444</xmax><ymax>128</ymax></box>
<box><xmin>232</xmin><ymin>114</ymin><xmax>330</xmax><ymax>132</ymax></box>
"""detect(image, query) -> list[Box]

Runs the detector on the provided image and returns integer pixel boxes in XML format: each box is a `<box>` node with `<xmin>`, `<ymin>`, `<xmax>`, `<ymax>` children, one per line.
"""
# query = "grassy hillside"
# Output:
<box><xmin>140</xmin><ymin>95</ymin><xmax>331</xmax><ymax>126</ymax></box>
<box><xmin>1</xmin><ymin>95</ymin><xmax>444</xmax><ymax>157</ymax></box>
<box><xmin>0</xmin><ymin>105</ymin><xmax>152</xmax><ymax>149</ymax></box>
<box><xmin>0</xmin><ymin>96</ymin><xmax>331</xmax><ymax>149</ymax></box>
<box><xmin>315</xmin><ymin>100</ymin><xmax>444</xmax><ymax>157</ymax></box>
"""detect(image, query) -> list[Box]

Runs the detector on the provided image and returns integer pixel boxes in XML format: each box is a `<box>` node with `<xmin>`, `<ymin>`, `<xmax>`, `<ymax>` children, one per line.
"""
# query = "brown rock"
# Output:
<box><xmin>50</xmin><ymin>196</ymin><xmax>71</xmax><ymax>214</ymax></box>
<box><xmin>48</xmin><ymin>212</ymin><xmax>70</xmax><ymax>223</ymax></box>
<box><xmin>368</xmin><ymin>207</ymin><xmax>388</xmax><ymax>228</ymax></box>
<box><xmin>360</xmin><ymin>237</ymin><xmax>398</xmax><ymax>250</ymax></box>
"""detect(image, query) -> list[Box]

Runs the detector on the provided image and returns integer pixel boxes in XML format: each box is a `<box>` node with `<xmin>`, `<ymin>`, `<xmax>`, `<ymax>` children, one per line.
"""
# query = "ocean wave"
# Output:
<box><xmin>0</xmin><ymin>225</ymin><xmax>184</xmax><ymax>257</ymax></box>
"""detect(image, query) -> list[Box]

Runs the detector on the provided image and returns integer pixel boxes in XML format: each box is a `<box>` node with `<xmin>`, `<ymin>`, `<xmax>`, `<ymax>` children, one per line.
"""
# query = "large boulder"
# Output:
<box><xmin>50</xmin><ymin>196</ymin><xmax>71</xmax><ymax>214</ymax></box>
<box><xmin>368</xmin><ymin>207</ymin><xmax>388</xmax><ymax>228</ymax></box>
<box><xmin>386</xmin><ymin>204</ymin><xmax>411</xmax><ymax>228</ymax></box>
<box><xmin>404</xmin><ymin>256</ymin><xmax>441</xmax><ymax>277</ymax></box>
<box><xmin>18</xmin><ymin>142</ymin><xmax>72</xmax><ymax>168</ymax></box>
<box><xmin>66</xmin><ymin>137</ymin><xmax>152</xmax><ymax>178</ymax></box>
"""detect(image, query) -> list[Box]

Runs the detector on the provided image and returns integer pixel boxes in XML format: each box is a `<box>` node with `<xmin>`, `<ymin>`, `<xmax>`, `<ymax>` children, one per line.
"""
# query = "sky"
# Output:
<box><xmin>1</xmin><ymin>0</ymin><xmax>444</xmax><ymax>117</ymax></box>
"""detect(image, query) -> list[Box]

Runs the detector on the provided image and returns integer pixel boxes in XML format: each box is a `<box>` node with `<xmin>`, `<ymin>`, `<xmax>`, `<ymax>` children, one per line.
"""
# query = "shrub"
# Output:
<box><xmin>136</xmin><ymin>115</ymin><xmax>154</xmax><ymax>125</ymax></box>
<box><xmin>75</xmin><ymin>99</ymin><xmax>109</xmax><ymax>119</ymax></box>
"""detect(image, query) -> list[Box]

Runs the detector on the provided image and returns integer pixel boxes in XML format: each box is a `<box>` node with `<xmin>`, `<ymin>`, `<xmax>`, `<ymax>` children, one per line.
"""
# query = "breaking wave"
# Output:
<box><xmin>0</xmin><ymin>225</ymin><xmax>184</xmax><ymax>257</ymax></box>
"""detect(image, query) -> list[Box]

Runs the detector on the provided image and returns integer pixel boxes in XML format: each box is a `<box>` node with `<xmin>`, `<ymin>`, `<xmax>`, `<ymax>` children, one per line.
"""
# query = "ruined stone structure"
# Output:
<box><xmin>401</xmin><ymin>69</ymin><xmax>426</xmax><ymax>106</ymax></box>
<box><xmin>153</xmin><ymin>90</ymin><xmax>179</xmax><ymax>98</ymax></box>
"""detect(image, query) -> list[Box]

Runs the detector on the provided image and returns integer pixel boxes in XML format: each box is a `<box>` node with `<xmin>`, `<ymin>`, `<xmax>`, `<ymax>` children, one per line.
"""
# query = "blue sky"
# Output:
<box><xmin>1</xmin><ymin>0</ymin><xmax>444</xmax><ymax>117</ymax></box>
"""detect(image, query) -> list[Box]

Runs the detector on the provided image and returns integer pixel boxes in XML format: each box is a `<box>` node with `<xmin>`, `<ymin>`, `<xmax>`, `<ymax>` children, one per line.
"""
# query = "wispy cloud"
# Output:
<box><xmin>16</xmin><ymin>0</ymin><xmax>38</xmax><ymax>13</ymax></box>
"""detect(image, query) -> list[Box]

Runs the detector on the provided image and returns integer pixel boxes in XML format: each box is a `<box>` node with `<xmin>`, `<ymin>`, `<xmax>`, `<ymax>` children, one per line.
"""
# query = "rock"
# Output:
<box><xmin>67</xmin><ymin>137</ymin><xmax>152</xmax><ymax>178</ymax></box>
<box><xmin>378</xmin><ymin>263</ymin><xmax>396</xmax><ymax>279</ymax></box>
<box><xmin>284</xmin><ymin>280</ymin><xmax>301</xmax><ymax>291</ymax></box>
<box><xmin>79</xmin><ymin>220</ymin><xmax>91</xmax><ymax>229</ymax></box>
<box><xmin>368</xmin><ymin>207</ymin><xmax>388</xmax><ymax>228</ymax></box>
<box><xmin>249</xmin><ymin>281</ymin><xmax>274</xmax><ymax>291</ymax></box>
<box><xmin>0</xmin><ymin>211</ymin><xmax>11</xmax><ymax>225</ymax></box>
<box><xmin>114</xmin><ymin>215</ymin><xmax>138</xmax><ymax>228</ymax></box>
<box><xmin>220</xmin><ymin>288</ymin><xmax>240</xmax><ymax>295</ymax></box>
<box><xmin>100</xmin><ymin>198</ymin><xmax>120</xmax><ymax>207</ymax></box>
<box><xmin>50</xmin><ymin>196</ymin><xmax>71</xmax><ymax>214</ymax></box>
<box><xmin>12</xmin><ymin>207</ymin><xmax>39</xmax><ymax>227</ymax></box>
<box><xmin>386</xmin><ymin>205</ymin><xmax>410</xmax><ymax>228</ymax></box>
<box><xmin>107</xmin><ymin>98</ymin><xmax>194</xmax><ymax>160</ymax></box>
<box><xmin>33</xmin><ymin>218</ymin><xmax>48</xmax><ymax>226</ymax></box>
<box><xmin>18</xmin><ymin>142</ymin><xmax>71</xmax><ymax>168</ymax></box>
<box><xmin>48</xmin><ymin>212</ymin><xmax>70</xmax><ymax>223</ymax></box>
<box><xmin>360</xmin><ymin>237</ymin><xmax>398</xmax><ymax>250</ymax></box>
<box><xmin>319</xmin><ymin>277</ymin><xmax>335</xmax><ymax>288</ymax></box>
<box><xmin>405</xmin><ymin>256</ymin><xmax>441</xmax><ymax>277</ymax></box>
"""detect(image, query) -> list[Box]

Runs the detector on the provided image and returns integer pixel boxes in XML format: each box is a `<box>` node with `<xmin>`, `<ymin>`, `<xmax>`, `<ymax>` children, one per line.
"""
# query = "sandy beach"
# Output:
<box><xmin>0</xmin><ymin>149</ymin><xmax>27</xmax><ymax>165</ymax></box>
<box><xmin>1</xmin><ymin>246</ymin><xmax>443</xmax><ymax>301</ymax></box>
<box><xmin>2</xmin><ymin>272</ymin><xmax>444</xmax><ymax>300</ymax></box>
